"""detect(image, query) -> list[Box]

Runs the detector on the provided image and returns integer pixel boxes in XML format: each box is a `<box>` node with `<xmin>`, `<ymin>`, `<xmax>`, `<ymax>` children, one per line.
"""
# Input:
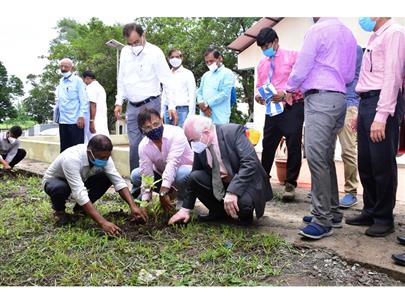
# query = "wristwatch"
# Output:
<box><xmin>159</xmin><ymin>191</ymin><xmax>169</xmax><ymax>197</ymax></box>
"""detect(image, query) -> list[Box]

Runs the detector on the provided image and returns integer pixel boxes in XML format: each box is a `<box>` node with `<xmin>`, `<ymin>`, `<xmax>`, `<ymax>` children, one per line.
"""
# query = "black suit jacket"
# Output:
<box><xmin>183</xmin><ymin>124</ymin><xmax>273</xmax><ymax>218</ymax></box>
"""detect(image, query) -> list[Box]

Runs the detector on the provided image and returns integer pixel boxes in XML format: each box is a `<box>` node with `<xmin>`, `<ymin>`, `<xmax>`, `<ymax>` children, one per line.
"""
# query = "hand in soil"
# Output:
<box><xmin>131</xmin><ymin>206</ymin><xmax>148</xmax><ymax>223</ymax></box>
<box><xmin>160</xmin><ymin>195</ymin><xmax>175</xmax><ymax>213</ymax></box>
<box><xmin>168</xmin><ymin>208</ymin><xmax>191</xmax><ymax>225</ymax></box>
<box><xmin>101</xmin><ymin>221</ymin><xmax>122</xmax><ymax>236</ymax></box>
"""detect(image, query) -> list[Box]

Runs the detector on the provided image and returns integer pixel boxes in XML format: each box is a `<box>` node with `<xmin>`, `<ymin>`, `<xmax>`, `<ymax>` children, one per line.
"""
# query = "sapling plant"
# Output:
<box><xmin>135</xmin><ymin>175</ymin><xmax>175</xmax><ymax>224</ymax></box>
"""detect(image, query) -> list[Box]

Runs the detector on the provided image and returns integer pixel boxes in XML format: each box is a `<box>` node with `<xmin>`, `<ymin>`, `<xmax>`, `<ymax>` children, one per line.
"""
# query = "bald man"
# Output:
<box><xmin>168</xmin><ymin>115</ymin><xmax>273</xmax><ymax>226</ymax></box>
<box><xmin>55</xmin><ymin>58</ymin><xmax>89</xmax><ymax>152</ymax></box>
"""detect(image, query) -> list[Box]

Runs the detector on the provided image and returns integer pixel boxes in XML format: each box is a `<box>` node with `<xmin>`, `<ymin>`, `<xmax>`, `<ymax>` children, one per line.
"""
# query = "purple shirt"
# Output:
<box><xmin>138</xmin><ymin>124</ymin><xmax>193</xmax><ymax>200</ymax></box>
<box><xmin>286</xmin><ymin>18</ymin><xmax>357</xmax><ymax>93</ymax></box>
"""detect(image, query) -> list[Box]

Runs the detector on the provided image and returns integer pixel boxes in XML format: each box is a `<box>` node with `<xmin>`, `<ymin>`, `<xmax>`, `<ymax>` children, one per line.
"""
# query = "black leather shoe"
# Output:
<box><xmin>345</xmin><ymin>214</ymin><xmax>374</xmax><ymax>226</ymax></box>
<box><xmin>73</xmin><ymin>204</ymin><xmax>86</xmax><ymax>216</ymax></box>
<box><xmin>54</xmin><ymin>212</ymin><xmax>75</xmax><ymax>226</ymax></box>
<box><xmin>397</xmin><ymin>236</ymin><xmax>405</xmax><ymax>246</ymax></box>
<box><xmin>237</xmin><ymin>213</ymin><xmax>254</xmax><ymax>226</ymax></box>
<box><xmin>392</xmin><ymin>253</ymin><xmax>405</xmax><ymax>266</ymax></box>
<box><xmin>365</xmin><ymin>223</ymin><xmax>394</xmax><ymax>237</ymax></box>
<box><xmin>197</xmin><ymin>212</ymin><xmax>225</xmax><ymax>222</ymax></box>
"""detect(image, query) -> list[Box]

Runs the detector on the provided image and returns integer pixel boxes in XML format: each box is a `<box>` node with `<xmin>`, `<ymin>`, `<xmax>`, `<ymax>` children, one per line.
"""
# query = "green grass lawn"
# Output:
<box><xmin>0</xmin><ymin>172</ymin><xmax>292</xmax><ymax>286</ymax></box>
<box><xmin>0</xmin><ymin>120</ymin><xmax>36</xmax><ymax>130</ymax></box>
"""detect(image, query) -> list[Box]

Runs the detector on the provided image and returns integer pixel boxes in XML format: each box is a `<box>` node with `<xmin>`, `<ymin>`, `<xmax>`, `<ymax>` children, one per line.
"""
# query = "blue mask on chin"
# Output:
<box><xmin>263</xmin><ymin>47</ymin><xmax>276</xmax><ymax>58</ymax></box>
<box><xmin>359</xmin><ymin>17</ymin><xmax>377</xmax><ymax>32</ymax></box>
<box><xmin>88</xmin><ymin>150</ymin><xmax>108</xmax><ymax>168</ymax></box>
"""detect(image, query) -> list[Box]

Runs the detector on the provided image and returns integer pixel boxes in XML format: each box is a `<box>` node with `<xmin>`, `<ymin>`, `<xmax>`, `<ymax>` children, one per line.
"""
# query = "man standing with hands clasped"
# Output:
<box><xmin>114</xmin><ymin>22</ymin><xmax>177</xmax><ymax>173</ymax></box>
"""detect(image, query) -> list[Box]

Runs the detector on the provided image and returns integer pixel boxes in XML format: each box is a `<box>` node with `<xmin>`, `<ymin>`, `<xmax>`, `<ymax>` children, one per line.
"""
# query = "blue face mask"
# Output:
<box><xmin>359</xmin><ymin>17</ymin><xmax>377</xmax><ymax>32</ymax></box>
<box><xmin>145</xmin><ymin>125</ymin><xmax>164</xmax><ymax>141</ymax></box>
<box><xmin>263</xmin><ymin>47</ymin><xmax>276</xmax><ymax>58</ymax></box>
<box><xmin>62</xmin><ymin>71</ymin><xmax>72</xmax><ymax>78</ymax></box>
<box><xmin>88</xmin><ymin>150</ymin><xmax>108</xmax><ymax>168</ymax></box>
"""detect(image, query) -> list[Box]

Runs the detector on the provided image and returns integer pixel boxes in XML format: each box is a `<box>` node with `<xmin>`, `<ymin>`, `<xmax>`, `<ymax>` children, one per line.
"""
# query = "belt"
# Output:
<box><xmin>165</xmin><ymin>105</ymin><xmax>189</xmax><ymax>109</ymax></box>
<box><xmin>359</xmin><ymin>90</ymin><xmax>381</xmax><ymax>99</ymax></box>
<box><xmin>304</xmin><ymin>89</ymin><xmax>344</xmax><ymax>98</ymax></box>
<box><xmin>130</xmin><ymin>95</ymin><xmax>160</xmax><ymax>108</ymax></box>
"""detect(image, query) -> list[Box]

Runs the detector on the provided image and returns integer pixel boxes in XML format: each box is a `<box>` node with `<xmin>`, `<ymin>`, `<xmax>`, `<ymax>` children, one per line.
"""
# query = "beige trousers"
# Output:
<box><xmin>338</xmin><ymin>106</ymin><xmax>359</xmax><ymax>195</ymax></box>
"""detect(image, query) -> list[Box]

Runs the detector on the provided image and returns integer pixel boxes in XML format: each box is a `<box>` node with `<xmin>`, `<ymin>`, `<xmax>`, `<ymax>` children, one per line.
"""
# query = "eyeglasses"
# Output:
<box><xmin>141</xmin><ymin>121</ymin><xmax>162</xmax><ymax>133</ymax></box>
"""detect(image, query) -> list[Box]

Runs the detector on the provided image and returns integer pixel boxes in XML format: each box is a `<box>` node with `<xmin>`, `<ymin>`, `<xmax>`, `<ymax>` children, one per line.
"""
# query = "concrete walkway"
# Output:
<box><xmin>12</xmin><ymin>158</ymin><xmax>405</xmax><ymax>282</ymax></box>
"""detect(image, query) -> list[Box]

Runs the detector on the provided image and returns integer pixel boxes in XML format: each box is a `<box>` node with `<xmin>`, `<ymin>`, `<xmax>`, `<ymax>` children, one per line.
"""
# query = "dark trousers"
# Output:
<box><xmin>44</xmin><ymin>173</ymin><xmax>112</xmax><ymax>212</ymax></box>
<box><xmin>358</xmin><ymin>93</ymin><xmax>403</xmax><ymax>225</ymax></box>
<box><xmin>188</xmin><ymin>170</ymin><xmax>254</xmax><ymax>220</ymax></box>
<box><xmin>1</xmin><ymin>149</ymin><xmax>26</xmax><ymax>167</ymax></box>
<box><xmin>261</xmin><ymin>102</ymin><xmax>304</xmax><ymax>187</ymax></box>
<box><xmin>59</xmin><ymin>124</ymin><xmax>85</xmax><ymax>153</ymax></box>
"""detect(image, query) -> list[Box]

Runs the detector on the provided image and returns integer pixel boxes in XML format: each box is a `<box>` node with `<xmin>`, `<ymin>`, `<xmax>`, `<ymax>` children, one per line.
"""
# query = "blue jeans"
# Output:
<box><xmin>164</xmin><ymin>106</ymin><xmax>189</xmax><ymax>128</ymax></box>
<box><xmin>130</xmin><ymin>165</ymin><xmax>191</xmax><ymax>203</ymax></box>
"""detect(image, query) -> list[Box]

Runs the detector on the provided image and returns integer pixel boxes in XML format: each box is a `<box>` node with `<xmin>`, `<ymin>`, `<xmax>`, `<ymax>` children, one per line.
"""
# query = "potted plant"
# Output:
<box><xmin>275</xmin><ymin>137</ymin><xmax>287</xmax><ymax>184</ymax></box>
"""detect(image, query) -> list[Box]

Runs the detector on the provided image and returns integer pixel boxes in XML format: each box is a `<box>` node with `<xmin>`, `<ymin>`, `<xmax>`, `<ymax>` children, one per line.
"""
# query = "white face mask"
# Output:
<box><xmin>169</xmin><ymin>58</ymin><xmax>182</xmax><ymax>68</ymax></box>
<box><xmin>8</xmin><ymin>137</ymin><xmax>16</xmax><ymax>144</ymax></box>
<box><xmin>191</xmin><ymin>141</ymin><xmax>208</xmax><ymax>154</ymax></box>
<box><xmin>207</xmin><ymin>62</ymin><xmax>218</xmax><ymax>72</ymax></box>
<box><xmin>131</xmin><ymin>45</ymin><xmax>144</xmax><ymax>56</ymax></box>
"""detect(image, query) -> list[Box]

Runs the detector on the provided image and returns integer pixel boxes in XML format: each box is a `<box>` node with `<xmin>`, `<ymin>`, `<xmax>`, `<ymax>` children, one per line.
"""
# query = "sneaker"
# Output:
<box><xmin>339</xmin><ymin>193</ymin><xmax>358</xmax><ymax>208</ymax></box>
<box><xmin>392</xmin><ymin>253</ymin><xmax>405</xmax><ymax>266</ymax></box>
<box><xmin>299</xmin><ymin>222</ymin><xmax>333</xmax><ymax>239</ymax></box>
<box><xmin>282</xmin><ymin>182</ymin><xmax>295</xmax><ymax>201</ymax></box>
<box><xmin>302</xmin><ymin>215</ymin><xmax>343</xmax><ymax>228</ymax></box>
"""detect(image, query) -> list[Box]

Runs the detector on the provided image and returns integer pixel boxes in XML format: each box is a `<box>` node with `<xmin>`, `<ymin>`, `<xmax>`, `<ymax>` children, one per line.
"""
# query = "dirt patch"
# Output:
<box><xmin>104</xmin><ymin>209</ymin><xmax>178</xmax><ymax>241</ymax></box>
<box><xmin>103</xmin><ymin>210</ymin><xmax>404</xmax><ymax>286</ymax></box>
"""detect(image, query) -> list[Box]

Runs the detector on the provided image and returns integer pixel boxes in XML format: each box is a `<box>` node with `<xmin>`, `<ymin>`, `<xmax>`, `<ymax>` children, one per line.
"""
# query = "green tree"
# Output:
<box><xmin>139</xmin><ymin>17</ymin><xmax>258</xmax><ymax>122</ymax></box>
<box><xmin>0</xmin><ymin>61</ymin><xmax>23</xmax><ymax>122</ymax></box>
<box><xmin>26</xmin><ymin>18</ymin><xmax>124</xmax><ymax>127</ymax></box>
<box><xmin>32</xmin><ymin>17</ymin><xmax>259</xmax><ymax>127</ymax></box>
<box><xmin>22</xmin><ymin>74</ymin><xmax>55</xmax><ymax>123</ymax></box>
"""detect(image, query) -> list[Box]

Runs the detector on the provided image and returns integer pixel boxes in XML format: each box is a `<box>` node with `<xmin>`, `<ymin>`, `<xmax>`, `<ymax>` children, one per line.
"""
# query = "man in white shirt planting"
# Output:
<box><xmin>43</xmin><ymin>134</ymin><xmax>148</xmax><ymax>235</ymax></box>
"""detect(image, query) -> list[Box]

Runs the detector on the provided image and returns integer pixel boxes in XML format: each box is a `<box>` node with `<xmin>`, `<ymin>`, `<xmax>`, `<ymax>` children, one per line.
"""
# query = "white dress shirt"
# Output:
<box><xmin>42</xmin><ymin>144</ymin><xmax>127</xmax><ymax>206</ymax></box>
<box><xmin>86</xmin><ymin>80</ymin><xmax>110</xmax><ymax>137</ymax></box>
<box><xmin>115</xmin><ymin>42</ymin><xmax>176</xmax><ymax>110</ymax></box>
<box><xmin>161</xmin><ymin>66</ymin><xmax>196</xmax><ymax>115</ymax></box>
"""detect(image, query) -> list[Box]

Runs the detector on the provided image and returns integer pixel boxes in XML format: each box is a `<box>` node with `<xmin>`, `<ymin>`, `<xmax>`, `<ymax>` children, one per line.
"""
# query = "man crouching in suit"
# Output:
<box><xmin>168</xmin><ymin>115</ymin><xmax>273</xmax><ymax>226</ymax></box>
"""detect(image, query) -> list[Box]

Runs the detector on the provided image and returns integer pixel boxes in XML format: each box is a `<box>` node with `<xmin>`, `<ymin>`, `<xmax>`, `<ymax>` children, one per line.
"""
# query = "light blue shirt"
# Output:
<box><xmin>56</xmin><ymin>74</ymin><xmax>88</xmax><ymax>124</ymax></box>
<box><xmin>196</xmin><ymin>65</ymin><xmax>235</xmax><ymax>125</ymax></box>
<box><xmin>345</xmin><ymin>45</ymin><xmax>363</xmax><ymax>108</ymax></box>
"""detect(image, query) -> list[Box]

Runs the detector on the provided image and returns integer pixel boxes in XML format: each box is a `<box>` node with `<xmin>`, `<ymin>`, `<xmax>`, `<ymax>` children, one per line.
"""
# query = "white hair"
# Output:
<box><xmin>183</xmin><ymin>115</ymin><xmax>214</xmax><ymax>140</ymax></box>
<box><xmin>59</xmin><ymin>58</ymin><xmax>74</xmax><ymax>66</ymax></box>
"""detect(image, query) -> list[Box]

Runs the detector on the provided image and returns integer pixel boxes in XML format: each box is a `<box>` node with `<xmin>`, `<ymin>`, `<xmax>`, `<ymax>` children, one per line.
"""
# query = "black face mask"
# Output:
<box><xmin>144</xmin><ymin>125</ymin><xmax>164</xmax><ymax>141</ymax></box>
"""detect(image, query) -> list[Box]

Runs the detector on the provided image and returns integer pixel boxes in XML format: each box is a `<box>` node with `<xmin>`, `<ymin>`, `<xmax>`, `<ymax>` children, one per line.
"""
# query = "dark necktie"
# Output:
<box><xmin>208</xmin><ymin>144</ymin><xmax>225</xmax><ymax>201</ymax></box>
